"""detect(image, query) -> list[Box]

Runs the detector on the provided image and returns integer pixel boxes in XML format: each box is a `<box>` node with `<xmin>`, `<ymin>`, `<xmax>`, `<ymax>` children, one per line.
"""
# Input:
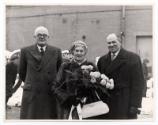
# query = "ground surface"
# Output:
<box><xmin>6</xmin><ymin>78</ymin><xmax>154</xmax><ymax>120</ymax></box>
<box><xmin>6</xmin><ymin>97</ymin><xmax>153</xmax><ymax>120</ymax></box>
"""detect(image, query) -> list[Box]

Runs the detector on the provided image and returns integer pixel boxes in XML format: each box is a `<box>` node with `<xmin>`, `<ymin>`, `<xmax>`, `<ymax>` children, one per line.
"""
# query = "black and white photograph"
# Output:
<box><xmin>1</xmin><ymin>0</ymin><xmax>157</xmax><ymax>124</ymax></box>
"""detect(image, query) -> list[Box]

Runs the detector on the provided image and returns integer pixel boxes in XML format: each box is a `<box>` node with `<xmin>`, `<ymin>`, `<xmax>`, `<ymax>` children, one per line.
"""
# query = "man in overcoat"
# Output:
<box><xmin>19</xmin><ymin>26</ymin><xmax>62</xmax><ymax>119</ymax></box>
<box><xmin>97</xmin><ymin>33</ymin><xmax>145</xmax><ymax>119</ymax></box>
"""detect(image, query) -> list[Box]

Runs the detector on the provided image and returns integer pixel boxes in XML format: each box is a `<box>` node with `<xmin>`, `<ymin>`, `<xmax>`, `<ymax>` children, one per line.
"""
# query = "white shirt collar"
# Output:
<box><xmin>111</xmin><ymin>48</ymin><xmax>120</xmax><ymax>57</ymax></box>
<box><xmin>37</xmin><ymin>44</ymin><xmax>46</xmax><ymax>52</ymax></box>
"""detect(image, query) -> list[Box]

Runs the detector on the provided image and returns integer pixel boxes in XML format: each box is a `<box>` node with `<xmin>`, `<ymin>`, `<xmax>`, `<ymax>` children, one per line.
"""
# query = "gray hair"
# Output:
<box><xmin>34</xmin><ymin>26</ymin><xmax>49</xmax><ymax>36</ymax></box>
<box><xmin>70</xmin><ymin>40</ymin><xmax>88</xmax><ymax>54</ymax></box>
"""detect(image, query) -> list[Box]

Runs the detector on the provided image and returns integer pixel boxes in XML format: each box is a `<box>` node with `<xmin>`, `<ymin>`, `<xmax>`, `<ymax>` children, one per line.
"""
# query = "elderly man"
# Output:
<box><xmin>19</xmin><ymin>26</ymin><xmax>62</xmax><ymax>119</ymax></box>
<box><xmin>97</xmin><ymin>33</ymin><xmax>145</xmax><ymax>119</ymax></box>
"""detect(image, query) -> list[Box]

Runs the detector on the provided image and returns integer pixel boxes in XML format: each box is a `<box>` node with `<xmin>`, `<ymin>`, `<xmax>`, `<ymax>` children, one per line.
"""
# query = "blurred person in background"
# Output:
<box><xmin>6</xmin><ymin>50</ymin><xmax>22</xmax><ymax>109</ymax></box>
<box><xmin>142</xmin><ymin>58</ymin><xmax>150</xmax><ymax>97</ymax></box>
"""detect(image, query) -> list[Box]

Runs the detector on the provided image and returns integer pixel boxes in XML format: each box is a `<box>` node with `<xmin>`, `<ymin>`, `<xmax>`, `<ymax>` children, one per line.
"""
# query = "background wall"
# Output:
<box><xmin>6</xmin><ymin>6</ymin><xmax>152</xmax><ymax>64</ymax></box>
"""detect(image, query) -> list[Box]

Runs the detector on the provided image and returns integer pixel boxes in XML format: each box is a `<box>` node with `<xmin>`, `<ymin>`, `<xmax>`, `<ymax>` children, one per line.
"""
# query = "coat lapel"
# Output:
<box><xmin>28</xmin><ymin>45</ymin><xmax>55</xmax><ymax>71</ymax></box>
<box><xmin>29</xmin><ymin>45</ymin><xmax>42</xmax><ymax>63</ymax></box>
<box><xmin>40</xmin><ymin>45</ymin><xmax>55</xmax><ymax>69</ymax></box>
<box><xmin>106</xmin><ymin>49</ymin><xmax>127</xmax><ymax>74</ymax></box>
<box><xmin>29</xmin><ymin>45</ymin><xmax>44</xmax><ymax>71</ymax></box>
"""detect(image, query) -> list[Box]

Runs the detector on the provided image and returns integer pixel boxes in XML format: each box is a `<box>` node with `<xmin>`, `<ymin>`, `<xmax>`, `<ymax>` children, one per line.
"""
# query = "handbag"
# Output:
<box><xmin>81</xmin><ymin>91</ymin><xmax>109</xmax><ymax>118</ymax></box>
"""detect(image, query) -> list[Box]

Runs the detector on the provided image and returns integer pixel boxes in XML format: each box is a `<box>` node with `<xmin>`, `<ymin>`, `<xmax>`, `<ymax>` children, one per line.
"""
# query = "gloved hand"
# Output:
<box><xmin>128</xmin><ymin>106</ymin><xmax>140</xmax><ymax>119</ymax></box>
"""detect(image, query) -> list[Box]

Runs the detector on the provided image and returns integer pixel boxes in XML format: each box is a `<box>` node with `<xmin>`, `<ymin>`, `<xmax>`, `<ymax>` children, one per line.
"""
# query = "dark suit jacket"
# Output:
<box><xmin>97</xmin><ymin>48</ymin><xmax>145</xmax><ymax>119</ymax></box>
<box><xmin>19</xmin><ymin>44</ymin><xmax>62</xmax><ymax>119</ymax></box>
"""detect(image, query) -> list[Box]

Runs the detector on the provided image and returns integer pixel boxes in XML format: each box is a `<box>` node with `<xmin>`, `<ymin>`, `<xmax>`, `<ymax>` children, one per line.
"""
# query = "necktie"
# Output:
<box><xmin>111</xmin><ymin>53</ymin><xmax>116</xmax><ymax>61</ymax></box>
<box><xmin>40</xmin><ymin>47</ymin><xmax>44</xmax><ymax>55</ymax></box>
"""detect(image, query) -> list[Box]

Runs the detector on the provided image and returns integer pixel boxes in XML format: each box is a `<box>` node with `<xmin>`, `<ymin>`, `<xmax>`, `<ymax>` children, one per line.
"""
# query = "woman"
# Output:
<box><xmin>53</xmin><ymin>40</ymin><xmax>109</xmax><ymax>119</ymax></box>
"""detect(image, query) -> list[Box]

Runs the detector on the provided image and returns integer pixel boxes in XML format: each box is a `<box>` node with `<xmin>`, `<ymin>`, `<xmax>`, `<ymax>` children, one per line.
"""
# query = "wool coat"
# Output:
<box><xmin>97</xmin><ymin>48</ymin><xmax>145</xmax><ymax>119</ymax></box>
<box><xmin>19</xmin><ymin>44</ymin><xmax>62</xmax><ymax>119</ymax></box>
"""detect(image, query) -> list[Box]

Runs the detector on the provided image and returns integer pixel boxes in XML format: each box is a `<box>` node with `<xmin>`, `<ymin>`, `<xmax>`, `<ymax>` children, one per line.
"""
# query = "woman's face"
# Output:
<box><xmin>73</xmin><ymin>46</ymin><xmax>86</xmax><ymax>62</ymax></box>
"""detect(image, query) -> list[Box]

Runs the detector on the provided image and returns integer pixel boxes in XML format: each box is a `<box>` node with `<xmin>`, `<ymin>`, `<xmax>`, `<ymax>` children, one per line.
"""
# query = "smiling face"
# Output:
<box><xmin>107</xmin><ymin>39</ymin><xmax>121</xmax><ymax>53</ymax></box>
<box><xmin>34</xmin><ymin>26</ymin><xmax>49</xmax><ymax>47</ymax></box>
<box><xmin>35</xmin><ymin>33</ymin><xmax>49</xmax><ymax>47</ymax></box>
<box><xmin>73</xmin><ymin>46</ymin><xmax>86</xmax><ymax>62</ymax></box>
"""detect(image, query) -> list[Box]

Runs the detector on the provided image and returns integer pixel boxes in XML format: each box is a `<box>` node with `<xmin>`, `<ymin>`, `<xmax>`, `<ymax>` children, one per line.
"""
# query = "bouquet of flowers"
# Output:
<box><xmin>67</xmin><ymin>64</ymin><xmax>114</xmax><ymax>119</ymax></box>
<box><xmin>56</xmin><ymin>63</ymin><xmax>115</xmax><ymax>106</ymax></box>
<box><xmin>90</xmin><ymin>72</ymin><xmax>114</xmax><ymax>89</ymax></box>
<box><xmin>80</xmin><ymin>65</ymin><xmax>114</xmax><ymax>95</ymax></box>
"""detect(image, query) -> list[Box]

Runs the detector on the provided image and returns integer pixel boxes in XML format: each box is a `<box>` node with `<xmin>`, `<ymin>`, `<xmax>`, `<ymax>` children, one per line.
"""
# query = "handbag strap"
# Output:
<box><xmin>95</xmin><ymin>91</ymin><xmax>101</xmax><ymax>100</ymax></box>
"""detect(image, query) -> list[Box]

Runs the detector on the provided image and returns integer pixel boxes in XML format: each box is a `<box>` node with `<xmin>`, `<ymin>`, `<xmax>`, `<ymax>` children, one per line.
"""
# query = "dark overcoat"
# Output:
<box><xmin>19</xmin><ymin>44</ymin><xmax>62</xmax><ymax>119</ymax></box>
<box><xmin>97</xmin><ymin>48</ymin><xmax>145</xmax><ymax>119</ymax></box>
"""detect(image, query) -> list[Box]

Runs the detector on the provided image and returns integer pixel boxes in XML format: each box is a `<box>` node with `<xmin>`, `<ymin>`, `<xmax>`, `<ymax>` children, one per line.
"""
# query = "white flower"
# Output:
<box><xmin>90</xmin><ymin>77</ymin><xmax>96</xmax><ymax>83</ymax></box>
<box><xmin>90</xmin><ymin>71</ymin><xmax>101</xmax><ymax>78</ymax></box>
<box><xmin>100</xmin><ymin>79</ymin><xmax>107</xmax><ymax>86</ymax></box>
<box><xmin>109</xmin><ymin>79</ymin><xmax>114</xmax><ymax>90</ymax></box>
<box><xmin>88</xmin><ymin>65</ymin><xmax>93</xmax><ymax>70</ymax></box>
<box><xmin>101</xmin><ymin>74</ymin><xmax>109</xmax><ymax>80</ymax></box>
<box><xmin>90</xmin><ymin>72</ymin><xmax>94</xmax><ymax>77</ymax></box>
<box><xmin>81</xmin><ymin>65</ymin><xmax>88</xmax><ymax>70</ymax></box>
<box><xmin>105</xmin><ymin>79</ymin><xmax>114</xmax><ymax>90</ymax></box>
<box><xmin>106</xmin><ymin>82</ymin><xmax>111</xmax><ymax>89</ymax></box>
<box><xmin>92</xmin><ymin>71</ymin><xmax>101</xmax><ymax>78</ymax></box>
